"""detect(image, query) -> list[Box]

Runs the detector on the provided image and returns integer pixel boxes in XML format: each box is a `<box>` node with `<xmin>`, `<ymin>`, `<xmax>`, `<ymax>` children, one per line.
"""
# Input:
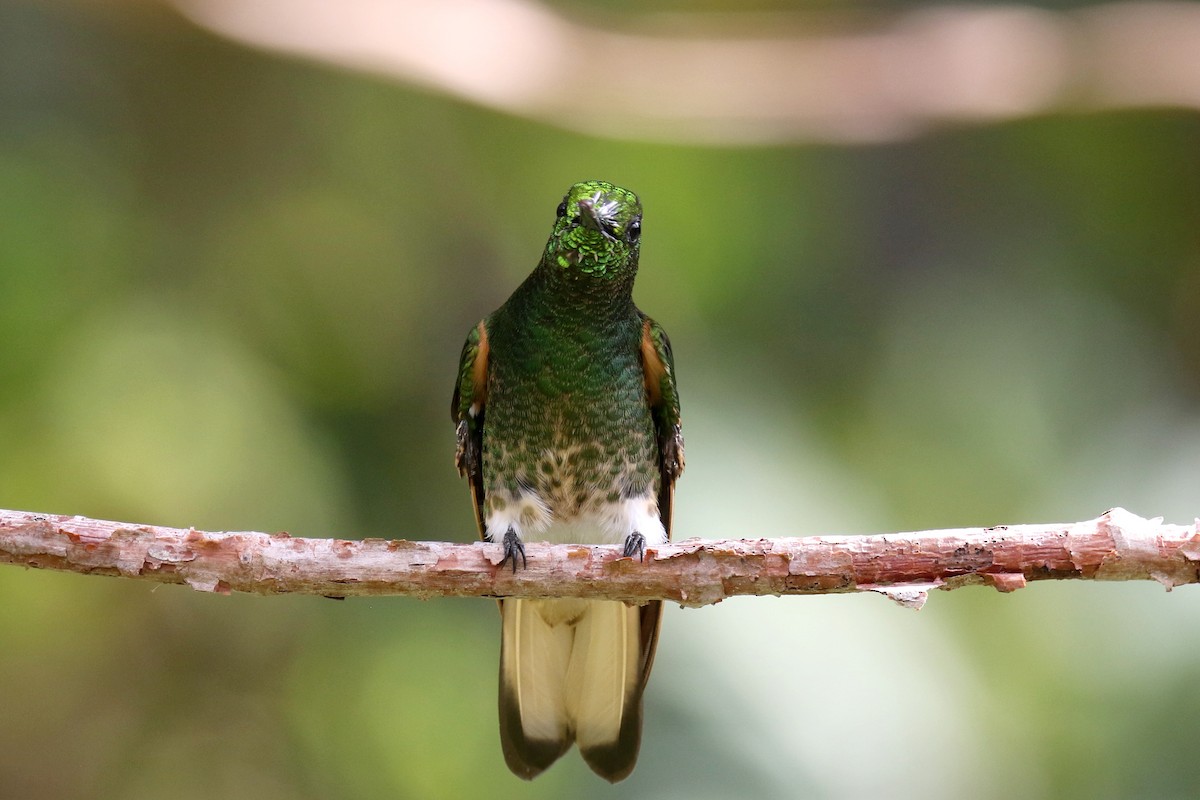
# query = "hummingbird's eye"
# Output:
<box><xmin>626</xmin><ymin>218</ymin><xmax>641</xmax><ymax>242</ymax></box>
<box><xmin>555</xmin><ymin>201</ymin><xmax>568</xmax><ymax>218</ymax></box>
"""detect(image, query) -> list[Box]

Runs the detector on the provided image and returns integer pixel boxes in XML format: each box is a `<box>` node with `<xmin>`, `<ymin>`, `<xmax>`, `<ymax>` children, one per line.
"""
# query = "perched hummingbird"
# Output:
<box><xmin>451</xmin><ymin>180</ymin><xmax>684</xmax><ymax>782</ymax></box>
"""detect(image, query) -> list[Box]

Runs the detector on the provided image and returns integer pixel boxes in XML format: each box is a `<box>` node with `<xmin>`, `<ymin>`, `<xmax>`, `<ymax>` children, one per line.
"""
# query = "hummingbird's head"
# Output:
<box><xmin>543</xmin><ymin>180</ymin><xmax>642</xmax><ymax>281</ymax></box>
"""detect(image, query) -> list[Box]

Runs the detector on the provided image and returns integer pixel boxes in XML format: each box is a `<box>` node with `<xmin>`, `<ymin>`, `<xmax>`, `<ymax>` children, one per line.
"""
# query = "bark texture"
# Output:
<box><xmin>2</xmin><ymin>508</ymin><xmax>1198</xmax><ymax>608</ymax></box>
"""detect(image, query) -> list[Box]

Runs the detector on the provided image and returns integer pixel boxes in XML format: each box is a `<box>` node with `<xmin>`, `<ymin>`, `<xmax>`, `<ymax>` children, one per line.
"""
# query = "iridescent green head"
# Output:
<box><xmin>543</xmin><ymin>180</ymin><xmax>642</xmax><ymax>280</ymax></box>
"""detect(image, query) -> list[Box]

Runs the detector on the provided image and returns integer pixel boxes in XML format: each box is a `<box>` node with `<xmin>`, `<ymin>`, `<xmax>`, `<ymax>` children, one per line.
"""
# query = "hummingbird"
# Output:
<box><xmin>451</xmin><ymin>180</ymin><xmax>684</xmax><ymax>782</ymax></box>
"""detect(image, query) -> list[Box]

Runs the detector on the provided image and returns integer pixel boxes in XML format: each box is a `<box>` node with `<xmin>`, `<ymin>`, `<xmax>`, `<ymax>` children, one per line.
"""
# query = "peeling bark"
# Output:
<box><xmin>1</xmin><ymin>508</ymin><xmax>1198</xmax><ymax>608</ymax></box>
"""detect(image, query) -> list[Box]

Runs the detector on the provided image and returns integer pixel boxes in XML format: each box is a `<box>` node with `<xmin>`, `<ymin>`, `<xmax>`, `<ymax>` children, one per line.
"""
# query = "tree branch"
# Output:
<box><xmin>169</xmin><ymin>0</ymin><xmax>1200</xmax><ymax>145</ymax></box>
<box><xmin>3</xmin><ymin>508</ymin><xmax>1199</xmax><ymax>608</ymax></box>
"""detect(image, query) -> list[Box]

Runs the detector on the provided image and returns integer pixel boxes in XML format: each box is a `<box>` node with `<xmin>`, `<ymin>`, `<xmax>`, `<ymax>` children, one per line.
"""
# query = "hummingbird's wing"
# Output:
<box><xmin>604</xmin><ymin>315</ymin><xmax>684</xmax><ymax>759</ymax></box>
<box><xmin>640</xmin><ymin>316</ymin><xmax>685</xmax><ymax>538</ymax></box>
<box><xmin>451</xmin><ymin>320</ymin><xmax>489</xmax><ymax>538</ymax></box>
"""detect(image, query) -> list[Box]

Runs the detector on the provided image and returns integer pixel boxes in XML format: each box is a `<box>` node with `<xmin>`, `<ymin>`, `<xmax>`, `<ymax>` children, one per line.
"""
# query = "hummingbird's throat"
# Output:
<box><xmin>552</xmin><ymin>227</ymin><xmax>620</xmax><ymax>277</ymax></box>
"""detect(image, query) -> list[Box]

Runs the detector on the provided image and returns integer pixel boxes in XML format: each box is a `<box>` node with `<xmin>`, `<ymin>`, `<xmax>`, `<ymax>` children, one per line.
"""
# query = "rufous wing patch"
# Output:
<box><xmin>472</xmin><ymin>321</ymin><xmax>490</xmax><ymax>412</ymax></box>
<box><xmin>640</xmin><ymin>319</ymin><xmax>666</xmax><ymax>406</ymax></box>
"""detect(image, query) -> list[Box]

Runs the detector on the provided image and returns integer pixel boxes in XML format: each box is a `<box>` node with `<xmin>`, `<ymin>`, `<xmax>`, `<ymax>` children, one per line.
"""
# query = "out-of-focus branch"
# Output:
<box><xmin>166</xmin><ymin>0</ymin><xmax>1200</xmax><ymax>144</ymax></box>
<box><xmin>2</xmin><ymin>508</ymin><xmax>1198</xmax><ymax>609</ymax></box>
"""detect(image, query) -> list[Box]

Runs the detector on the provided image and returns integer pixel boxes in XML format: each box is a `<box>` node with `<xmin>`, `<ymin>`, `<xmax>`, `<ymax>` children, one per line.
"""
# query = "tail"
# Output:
<box><xmin>498</xmin><ymin>598</ymin><xmax>662</xmax><ymax>782</ymax></box>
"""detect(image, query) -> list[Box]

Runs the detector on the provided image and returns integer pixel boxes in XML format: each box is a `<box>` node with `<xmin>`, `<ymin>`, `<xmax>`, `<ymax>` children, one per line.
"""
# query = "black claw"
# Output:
<box><xmin>501</xmin><ymin>528</ymin><xmax>527</xmax><ymax>573</ymax></box>
<box><xmin>623</xmin><ymin>532</ymin><xmax>646</xmax><ymax>562</ymax></box>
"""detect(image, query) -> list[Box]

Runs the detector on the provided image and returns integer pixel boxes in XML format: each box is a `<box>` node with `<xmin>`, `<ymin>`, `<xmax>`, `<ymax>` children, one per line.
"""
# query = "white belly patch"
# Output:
<box><xmin>485</xmin><ymin>491</ymin><xmax>666</xmax><ymax>547</ymax></box>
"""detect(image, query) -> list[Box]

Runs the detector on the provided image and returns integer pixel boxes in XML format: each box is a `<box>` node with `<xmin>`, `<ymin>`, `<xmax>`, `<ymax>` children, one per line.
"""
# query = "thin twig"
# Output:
<box><xmin>3</xmin><ymin>508</ymin><xmax>1198</xmax><ymax>609</ymax></box>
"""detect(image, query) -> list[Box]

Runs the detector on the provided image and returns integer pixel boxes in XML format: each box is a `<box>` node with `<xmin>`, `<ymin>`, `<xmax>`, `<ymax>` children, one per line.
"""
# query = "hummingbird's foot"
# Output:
<box><xmin>622</xmin><ymin>532</ymin><xmax>646</xmax><ymax>562</ymax></box>
<box><xmin>500</xmin><ymin>528</ymin><xmax>527</xmax><ymax>573</ymax></box>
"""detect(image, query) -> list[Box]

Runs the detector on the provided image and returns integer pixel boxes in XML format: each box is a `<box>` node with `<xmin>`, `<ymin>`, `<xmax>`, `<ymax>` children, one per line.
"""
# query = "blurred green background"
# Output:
<box><xmin>3</xmin><ymin>1</ymin><xmax>1200</xmax><ymax>798</ymax></box>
